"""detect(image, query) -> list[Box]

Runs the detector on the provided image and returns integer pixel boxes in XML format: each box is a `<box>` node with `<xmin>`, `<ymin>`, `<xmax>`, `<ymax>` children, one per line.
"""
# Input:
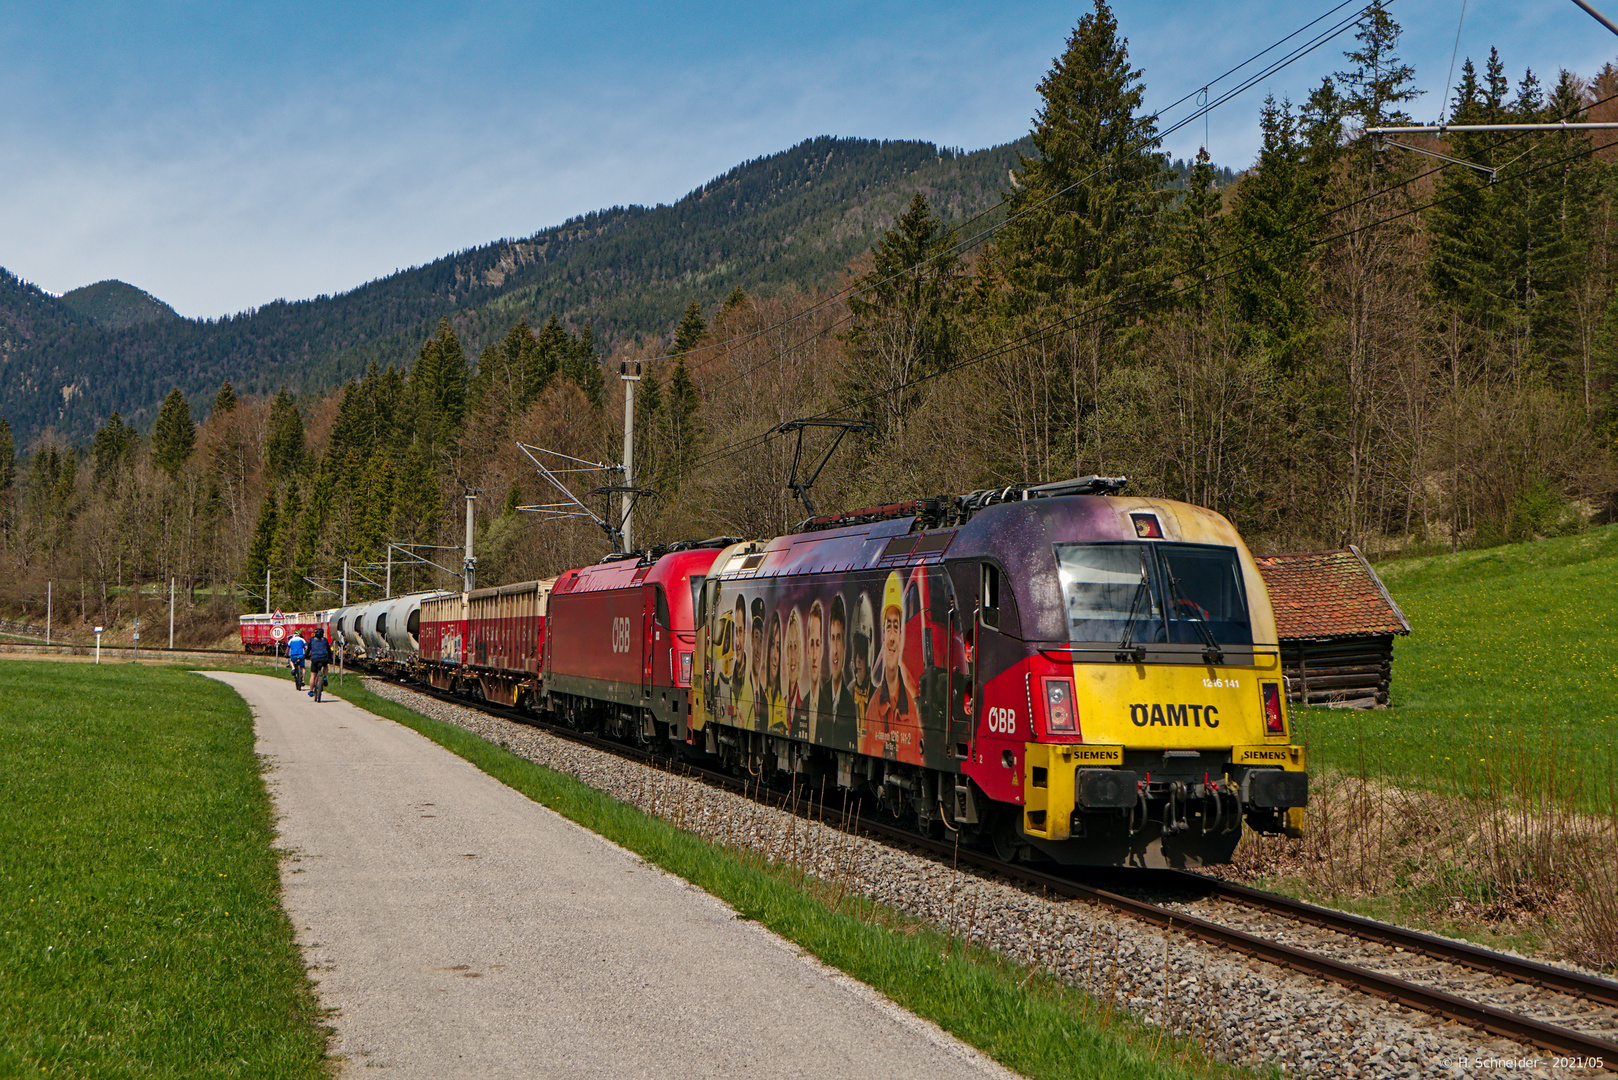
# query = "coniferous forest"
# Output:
<box><xmin>1</xmin><ymin>0</ymin><xmax>1615</xmax><ymax>642</ymax></box>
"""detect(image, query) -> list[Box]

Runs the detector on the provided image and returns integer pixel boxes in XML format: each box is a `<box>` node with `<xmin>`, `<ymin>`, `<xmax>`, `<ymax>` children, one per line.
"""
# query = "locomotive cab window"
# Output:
<box><xmin>1053</xmin><ymin>543</ymin><xmax>1252</xmax><ymax>647</ymax></box>
<box><xmin>690</xmin><ymin>575</ymin><xmax>708</xmax><ymax>625</ymax></box>
<box><xmin>980</xmin><ymin>563</ymin><xmax>1001</xmax><ymax>630</ymax></box>
<box><xmin>654</xmin><ymin>585</ymin><xmax>671</xmax><ymax>629</ymax></box>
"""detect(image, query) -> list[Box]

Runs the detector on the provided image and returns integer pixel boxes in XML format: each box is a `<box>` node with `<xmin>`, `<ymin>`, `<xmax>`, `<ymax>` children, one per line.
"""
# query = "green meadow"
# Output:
<box><xmin>0</xmin><ymin>662</ymin><xmax>328</xmax><ymax>1078</ymax></box>
<box><xmin>1292</xmin><ymin>524</ymin><xmax>1618</xmax><ymax>807</ymax></box>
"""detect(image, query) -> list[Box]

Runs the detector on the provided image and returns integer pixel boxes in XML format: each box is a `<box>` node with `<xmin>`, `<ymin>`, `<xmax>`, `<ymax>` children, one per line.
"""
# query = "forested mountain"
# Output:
<box><xmin>58</xmin><ymin>280</ymin><xmax>180</xmax><ymax>330</ymax></box>
<box><xmin>0</xmin><ymin>136</ymin><xmax>1051</xmax><ymax>446</ymax></box>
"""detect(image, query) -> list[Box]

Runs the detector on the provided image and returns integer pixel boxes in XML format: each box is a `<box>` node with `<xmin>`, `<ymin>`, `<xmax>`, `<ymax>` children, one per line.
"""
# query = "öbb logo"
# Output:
<box><xmin>611</xmin><ymin>617</ymin><xmax>633</xmax><ymax>654</ymax></box>
<box><xmin>985</xmin><ymin>707</ymin><xmax>1017</xmax><ymax>735</ymax></box>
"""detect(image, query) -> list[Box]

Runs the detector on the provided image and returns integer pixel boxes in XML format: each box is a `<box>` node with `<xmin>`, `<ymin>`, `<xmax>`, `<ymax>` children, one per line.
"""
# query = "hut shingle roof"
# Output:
<box><xmin>1253</xmin><ymin>546</ymin><xmax>1411</xmax><ymax>640</ymax></box>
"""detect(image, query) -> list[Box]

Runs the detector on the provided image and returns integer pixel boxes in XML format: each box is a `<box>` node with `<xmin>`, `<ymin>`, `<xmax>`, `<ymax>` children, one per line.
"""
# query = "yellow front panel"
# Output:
<box><xmin>1073</xmin><ymin>651</ymin><xmax>1287</xmax><ymax>748</ymax></box>
<box><xmin>1022</xmin><ymin>744</ymin><xmax>1077</xmax><ymax>841</ymax></box>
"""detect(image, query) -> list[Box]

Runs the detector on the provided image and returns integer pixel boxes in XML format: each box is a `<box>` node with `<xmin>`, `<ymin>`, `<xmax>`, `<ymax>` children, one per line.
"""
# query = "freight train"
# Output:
<box><xmin>244</xmin><ymin>477</ymin><xmax>1307</xmax><ymax>868</ymax></box>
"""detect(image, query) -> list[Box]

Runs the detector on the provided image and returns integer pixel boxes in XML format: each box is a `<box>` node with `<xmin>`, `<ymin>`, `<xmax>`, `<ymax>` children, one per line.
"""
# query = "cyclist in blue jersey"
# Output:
<box><xmin>287</xmin><ymin>631</ymin><xmax>308</xmax><ymax>690</ymax></box>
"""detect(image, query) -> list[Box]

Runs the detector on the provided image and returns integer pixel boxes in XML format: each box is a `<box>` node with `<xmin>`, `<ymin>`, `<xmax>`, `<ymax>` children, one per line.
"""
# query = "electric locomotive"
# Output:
<box><xmin>692</xmin><ymin>477</ymin><xmax>1306</xmax><ymax>868</ymax></box>
<box><xmin>542</xmin><ymin>539</ymin><xmax>735</xmax><ymax>741</ymax></box>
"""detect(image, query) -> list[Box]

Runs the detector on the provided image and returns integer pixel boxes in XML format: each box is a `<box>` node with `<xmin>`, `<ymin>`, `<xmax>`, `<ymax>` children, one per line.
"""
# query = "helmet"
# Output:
<box><xmin>852</xmin><ymin>591</ymin><xmax>875</xmax><ymax>669</ymax></box>
<box><xmin>883</xmin><ymin>570</ymin><xmax>903</xmax><ymax>617</ymax></box>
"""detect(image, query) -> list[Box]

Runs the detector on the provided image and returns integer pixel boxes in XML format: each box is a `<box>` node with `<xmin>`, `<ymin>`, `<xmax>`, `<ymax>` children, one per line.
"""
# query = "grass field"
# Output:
<box><xmin>1242</xmin><ymin>525</ymin><xmax>1618</xmax><ymax>965</ymax></box>
<box><xmin>1291</xmin><ymin>523</ymin><xmax>1618</xmax><ymax>808</ymax></box>
<box><xmin>0</xmin><ymin>662</ymin><xmax>328</xmax><ymax>1078</ymax></box>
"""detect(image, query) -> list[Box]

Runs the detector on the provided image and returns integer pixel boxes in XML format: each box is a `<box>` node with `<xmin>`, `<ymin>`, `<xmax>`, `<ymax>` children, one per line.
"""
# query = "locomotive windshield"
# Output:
<box><xmin>1053</xmin><ymin>543</ymin><xmax>1252</xmax><ymax>647</ymax></box>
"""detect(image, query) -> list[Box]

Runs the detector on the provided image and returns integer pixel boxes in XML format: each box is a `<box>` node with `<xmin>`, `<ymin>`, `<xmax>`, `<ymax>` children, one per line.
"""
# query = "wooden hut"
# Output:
<box><xmin>1253</xmin><ymin>546</ymin><xmax>1411</xmax><ymax>709</ymax></box>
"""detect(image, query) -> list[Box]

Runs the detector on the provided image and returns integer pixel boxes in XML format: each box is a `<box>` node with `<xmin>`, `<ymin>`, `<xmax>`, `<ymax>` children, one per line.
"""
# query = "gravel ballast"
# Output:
<box><xmin>361</xmin><ymin>678</ymin><xmax>1610</xmax><ymax>1079</ymax></box>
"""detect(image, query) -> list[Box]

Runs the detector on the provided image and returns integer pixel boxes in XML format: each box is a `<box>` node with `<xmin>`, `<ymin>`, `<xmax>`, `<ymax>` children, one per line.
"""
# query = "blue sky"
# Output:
<box><xmin>2</xmin><ymin>1</ymin><xmax>1613</xmax><ymax>318</ymax></box>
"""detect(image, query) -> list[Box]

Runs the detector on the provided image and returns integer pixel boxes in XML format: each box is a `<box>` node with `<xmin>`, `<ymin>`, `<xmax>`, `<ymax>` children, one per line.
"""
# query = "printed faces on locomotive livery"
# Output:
<box><xmin>705</xmin><ymin>563</ymin><xmax>953</xmax><ymax>767</ymax></box>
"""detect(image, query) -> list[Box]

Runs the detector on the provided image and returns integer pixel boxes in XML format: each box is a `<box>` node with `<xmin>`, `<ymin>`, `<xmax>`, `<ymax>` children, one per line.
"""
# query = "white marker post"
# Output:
<box><xmin>94</xmin><ymin>626</ymin><xmax>103</xmax><ymax>664</ymax></box>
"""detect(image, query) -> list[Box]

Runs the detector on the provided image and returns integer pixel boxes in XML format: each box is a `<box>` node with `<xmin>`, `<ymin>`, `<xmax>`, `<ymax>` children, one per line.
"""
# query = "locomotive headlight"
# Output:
<box><xmin>679</xmin><ymin>651</ymin><xmax>693</xmax><ymax>686</ymax></box>
<box><xmin>1042</xmin><ymin>676</ymin><xmax>1079</xmax><ymax>735</ymax></box>
<box><xmin>1262</xmin><ymin>681</ymin><xmax>1285</xmax><ymax>735</ymax></box>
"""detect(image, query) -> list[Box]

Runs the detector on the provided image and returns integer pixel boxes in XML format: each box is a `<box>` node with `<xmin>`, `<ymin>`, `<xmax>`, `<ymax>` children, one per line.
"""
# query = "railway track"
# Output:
<box><xmin>395</xmin><ymin>676</ymin><xmax>1617</xmax><ymax>1072</ymax></box>
<box><xmin>0</xmin><ymin>640</ymin><xmax>264</xmax><ymax>659</ymax></box>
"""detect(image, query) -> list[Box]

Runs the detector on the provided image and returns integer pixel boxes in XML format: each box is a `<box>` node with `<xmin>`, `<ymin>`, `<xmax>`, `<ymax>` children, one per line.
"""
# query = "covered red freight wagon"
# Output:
<box><xmin>240</xmin><ymin>610</ymin><xmax>325</xmax><ymax>654</ymax></box>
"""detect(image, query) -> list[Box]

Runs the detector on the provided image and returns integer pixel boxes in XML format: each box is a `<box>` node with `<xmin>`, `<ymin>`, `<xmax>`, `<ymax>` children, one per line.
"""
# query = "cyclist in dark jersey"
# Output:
<box><xmin>308</xmin><ymin>629</ymin><xmax>331</xmax><ymax>701</ymax></box>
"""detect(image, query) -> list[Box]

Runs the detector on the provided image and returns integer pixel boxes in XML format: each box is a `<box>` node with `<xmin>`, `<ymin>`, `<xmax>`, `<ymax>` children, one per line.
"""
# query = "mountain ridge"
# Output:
<box><xmin>0</xmin><ymin>133</ymin><xmax>1233</xmax><ymax>447</ymax></box>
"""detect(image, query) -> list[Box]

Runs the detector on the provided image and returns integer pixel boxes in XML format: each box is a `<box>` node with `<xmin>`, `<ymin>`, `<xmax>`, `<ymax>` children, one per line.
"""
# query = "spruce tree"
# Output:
<box><xmin>1226</xmin><ymin>98</ymin><xmax>1317</xmax><ymax>367</ymax></box>
<box><xmin>1174</xmin><ymin>147</ymin><xmax>1223</xmax><ymax>315</ymax></box>
<box><xmin>666</xmin><ymin>358</ymin><xmax>704</xmax><ymax>485</ymax></box>
<box><xmin>0</xmin><ymin>417</ymin><xmax>13</xmax><ymax>493</ymax></box>
<box><xmin>212</xmin><ymin>381</ymin><xmax>237</xmax><ymax>414</ymax></box>
<box><xmin>844</xmin><ymin>192</ymin><xmax>963</xmax><ymax>434</ymax></box>
<box><xmin>391</xmin><ymin>445</ymin><xmax>442</xmax><ymax>544</ymax></box>
<box><xmin>1337</xmin><ymin>0</ymin><xmax>1420</xmax><ymax>130</ymax></box>
<box><xmin>273</xmin><ymin>483</ymin><xmax>303</xmax><ymax>599</ymax></box>
<box><xmin>994</xmin><ymin>0</ymin><xmax>1172</xmax><ymax>314</ymax></box>
<box><xmin>266</xmin><ymin>388</ymin><xmax>305</xmax><ymax>478</ymax></box>
<box><xmin>92</xmin><ymin>412</ymin><xmax>136</xmax><ymax>485</ymax></box>
<box><xmin>412</xmin><ymin>318</ymin><xmax>468</xmax><ymax>450</ymax></box>
<box><xmin>636</xmin><ymin>368</ymin><xmax>664</xmax><ymax>488</ymax></box>
<box><xmin>152</xmin><ymin>388</ymin><xmax>196</xmax><ymax>479</ymax></box>
<box><xmin>673</xmin><ymin>302</ymin><xmax>707</xmax><ymax>356</ymax></box>
<box><xmin>565</xmin><ymin>322</ymin><xmax>605</xmax><ymax>406</ymax></box>
<box><xmin>244</xmin><ymin>492</ymin><xmax>279</xmax><ymax>605</ymax></box>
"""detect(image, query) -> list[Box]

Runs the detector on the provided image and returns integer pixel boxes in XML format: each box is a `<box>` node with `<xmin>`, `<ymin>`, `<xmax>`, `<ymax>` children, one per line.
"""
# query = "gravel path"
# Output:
<box><xmin>362</xmin><ymin>678</ymin><xmax>1612</xmax><ymax>1079</ymax></box>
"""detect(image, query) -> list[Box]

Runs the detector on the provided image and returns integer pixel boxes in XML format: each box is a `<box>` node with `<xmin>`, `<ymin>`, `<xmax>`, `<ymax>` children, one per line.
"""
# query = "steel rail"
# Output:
<box><xmin>390</xmin><ymin>675</ymin><xmax>1617</xmax><ymax>1069</ymax></box>
<box><xmin>1170</xmin><ymin>871</ymin><xmax>1618</xmax><ymax>1011</ymax></box>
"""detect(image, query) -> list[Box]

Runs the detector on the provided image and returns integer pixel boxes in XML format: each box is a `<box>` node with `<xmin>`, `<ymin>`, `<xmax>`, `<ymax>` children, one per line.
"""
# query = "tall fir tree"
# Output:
<box><xmin>212</xmin><ymin>381</ymin><xmax>238</xmax><ymax>415</ymax></box>
<box><xmin>564</xmin><ymin>321</ymin><xmax>605</xmax><ymax>406</ymax></box>
<box><xmin>993</xmin><ymin>0</ymin><xmax>1172</xmax><ymax>316</ymax></box>
<box><xmin>1225</xmin><ymin>98</ymin><xmax>1318</xmax><ymax>368</ymax></box>
<box><xmin>666</xmin><ymin>359</ymin><xmax>704</xmax><ymax>487</ymax></box>
<box><xmin>244</xmin><ymin>491</ymin><xmax>279</xmax><ymax>608</ymax></box>
<box><xmin>91</xmin><ymin>412</ymin><xmax>137</xmax><ymax>486</ymax></box>
<box><xmin>151</xmin><ymin>388</ymin><xmax>196</xmax><ymax>479</ymax></box>
<box><xmin>843</xmin><ymin>192</ymin><xmax>963</xmax><ymax>435</ymax></box>
<box><xmin>266</xmin><ymin>388</ymin><xmax>305</xmax><ymax>478</ymax></box>
<box><xmin>673</xmin><ymin>302</ymin><xmax>707</xmax><ymax>356</ymax></box>
<box><xmin>0</xmin><ymin>417</ymin><xmax>13</xmax><ymax>493</ymax></box>
<box><xmin>412</xmin><ymin>318</ymin><xmax>469</xmax><ymax>453</ymax></box>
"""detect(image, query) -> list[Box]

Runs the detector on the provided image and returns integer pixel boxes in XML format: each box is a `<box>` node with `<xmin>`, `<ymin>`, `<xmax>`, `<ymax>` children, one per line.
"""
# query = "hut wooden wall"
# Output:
<box><xmin>1279</xmin><ymin>634</ymin><xmax>1393</xmax><ymax>709</ymax></box>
